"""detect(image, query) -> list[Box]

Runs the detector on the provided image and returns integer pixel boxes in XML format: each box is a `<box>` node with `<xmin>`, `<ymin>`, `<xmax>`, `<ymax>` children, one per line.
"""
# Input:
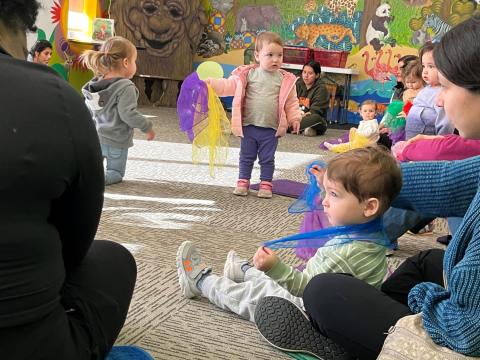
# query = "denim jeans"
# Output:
<box><xmin>101</xmin><ymin>143</ymin><xmax>128</xmax><ymax>185</ymax></box>
<box><xmin>383</xmin><ymin>207</ymin><xmax>426</xmax><ymax>243</ymax></box>
<box><xmin>383</xmin><ymin>207</ymin><xmax>463</xmax><ymax>244</ymax></box>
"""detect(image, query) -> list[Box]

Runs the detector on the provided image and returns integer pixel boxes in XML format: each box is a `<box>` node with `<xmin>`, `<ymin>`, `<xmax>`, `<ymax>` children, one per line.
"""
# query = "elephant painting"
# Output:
<box><xmin>235</xmin><ymin>5</ymin><xmax>282</xmax><ymax>32</ymax></box>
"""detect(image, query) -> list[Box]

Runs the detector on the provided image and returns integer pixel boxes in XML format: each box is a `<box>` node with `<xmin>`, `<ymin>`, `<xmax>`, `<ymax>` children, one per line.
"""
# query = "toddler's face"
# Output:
<box><xmin>404</xmin><ymin>75</ymin><xmax>424</xmax><ymax>90</ymax></box>
<box><xmin>359</xmin><ymin>104</ymin><xmax>376</xmax><ymax>121</ymax></box>
<box><xmin>321</xmin><ymin>174</ymin><xmax>368</xmax><ymax>226</ymax></box>
<box><xmin>422</xmin><ymin>51</ymin><xmax>439</xmax><ymax>86</ymax></box>
<box><xmin>255</xmin><ymin>42</ymin><xmax>283</xmax><ymax>72</ymax></box>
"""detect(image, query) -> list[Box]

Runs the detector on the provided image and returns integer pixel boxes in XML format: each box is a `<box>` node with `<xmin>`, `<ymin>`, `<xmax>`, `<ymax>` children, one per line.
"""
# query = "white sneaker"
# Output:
<box><xmin>304</xmin><ymin>127</ymin><xmax>317</xmax><ymax>137</ymax></box>
<box><xmin>176</xmin><ymin>241</ymin><xmax>211</xmax><ymax>298</ymax></box>
<box><xmin>223</xmin><ymin>250</ymin><xmax>249</xmax><ymax>282</ymax></box>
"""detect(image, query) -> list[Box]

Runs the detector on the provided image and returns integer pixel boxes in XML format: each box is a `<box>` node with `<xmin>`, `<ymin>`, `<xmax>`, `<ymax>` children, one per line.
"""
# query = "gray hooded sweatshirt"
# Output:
<box><xmin>82</xmin><ymin>77</ymin><xmax>152</xmax><ymax>148</ymax></box>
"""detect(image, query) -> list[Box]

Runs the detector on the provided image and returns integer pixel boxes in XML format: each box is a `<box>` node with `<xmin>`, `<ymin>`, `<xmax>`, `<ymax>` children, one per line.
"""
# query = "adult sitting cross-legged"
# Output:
<box><xmin>0</xmin><ymin>1</ymin><xmax>137</xmax><ymax>359</ymax></box>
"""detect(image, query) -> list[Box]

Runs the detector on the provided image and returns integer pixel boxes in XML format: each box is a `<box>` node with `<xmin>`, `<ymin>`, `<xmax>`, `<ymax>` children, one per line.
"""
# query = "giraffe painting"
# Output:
<box><xmin>325</xmin><ymin>0</ymin><xmax>359</xmax><ymax>18</ymax></box>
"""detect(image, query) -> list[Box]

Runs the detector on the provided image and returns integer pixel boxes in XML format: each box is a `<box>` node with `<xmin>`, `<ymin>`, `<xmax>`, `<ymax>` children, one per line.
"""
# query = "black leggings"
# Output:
<box><xmin>1</xmin><ymin>240</ymin><xmax>137</xmax><ymax>360</ymax></box>
<box><xmin>302</xmin><ymin>249</ymin><xmax>444</xmax><ymax>360</ymax></box>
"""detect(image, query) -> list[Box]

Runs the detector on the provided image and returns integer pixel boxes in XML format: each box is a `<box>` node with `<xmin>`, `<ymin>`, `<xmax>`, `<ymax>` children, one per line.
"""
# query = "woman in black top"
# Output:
<box><xmin>296</xmin><ymin>61</ymin><xmax>330</xmax><ymax>136</ymax></box>
<box><xmin>0</xmin><ymin>1</ymin><xmax>136</xmax><ymax>359</ymax></box>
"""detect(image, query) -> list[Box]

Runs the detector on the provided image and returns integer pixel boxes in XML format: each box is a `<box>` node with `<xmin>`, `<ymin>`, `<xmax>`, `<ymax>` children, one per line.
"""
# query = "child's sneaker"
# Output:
<box><xmin>233</xmin><ymin>179</ymin><xmax>249</xmax><ymax>196</ymax></box>
<box><xmin>176</xmin><ymin>241</ymin><xmax>211</xmax><ymax>299</ymax></box>
<box><xmin>257</xmin><ymin>181</ymin><xmax>273</xmax><ymax>198</ymax></box>
<box><xmin>223</xmin><ymin>250</ymin><xmax>249</xmax><ymax>282</ymax></box>
<box><xmin>323</xmin><ymin>141</ymin><xmax>334</xmax><ymax>150</ymax></box>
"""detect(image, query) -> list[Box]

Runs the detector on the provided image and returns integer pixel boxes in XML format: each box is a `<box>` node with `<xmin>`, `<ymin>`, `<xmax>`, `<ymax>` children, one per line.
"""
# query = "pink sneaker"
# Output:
<box><xmin>233</xmin><ymin>179</ymin><xmax>249</xmax><ymax>196</ymax></box>
<box><xmin>257</xmin><ymin>181</ymin><xmax>273</xmax><ymax>198</ymax></box>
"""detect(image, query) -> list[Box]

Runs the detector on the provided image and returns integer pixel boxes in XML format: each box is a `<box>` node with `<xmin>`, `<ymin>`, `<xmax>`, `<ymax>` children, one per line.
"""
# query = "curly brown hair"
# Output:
<box><xmin>0</xmin><ymin>0</ymin><xmax>39</xmax><ymax>31</ymax></box>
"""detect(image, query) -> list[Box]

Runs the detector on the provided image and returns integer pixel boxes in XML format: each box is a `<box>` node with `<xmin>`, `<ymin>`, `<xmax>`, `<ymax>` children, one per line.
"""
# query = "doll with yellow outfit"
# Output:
<box><xmin>324</xmin><ymin>100</ymin><xmax>379</xmax><ymax>153</ymax></box>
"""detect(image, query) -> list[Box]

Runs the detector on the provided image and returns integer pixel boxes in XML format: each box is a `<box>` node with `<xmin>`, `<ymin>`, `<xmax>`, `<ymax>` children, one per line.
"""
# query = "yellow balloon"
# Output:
<box><xmin>196</xmin><ymin>61</ymin><xmax>224</xmax><ymax>80</ymax></box>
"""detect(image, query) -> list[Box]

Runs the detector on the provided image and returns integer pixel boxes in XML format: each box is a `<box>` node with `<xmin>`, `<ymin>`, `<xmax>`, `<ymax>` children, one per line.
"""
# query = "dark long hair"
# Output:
<box><xmin>29</xmin><ymin>40</ymin><xmax>52</xmax><ymax>57</ymax></box>
<box><xmin>434</xmin><ymin>14</ymin><xmax>480</xmax><ymax>93</ymax></box>
<box><xmin>303</xmin><ymin>60</ymin><xmax>321</xmax><ymax>75</ymax></box>
<box><xmin>0</xmin><ymin>0</ymin><xmax>39</xmax><ymax>31</ymax></box>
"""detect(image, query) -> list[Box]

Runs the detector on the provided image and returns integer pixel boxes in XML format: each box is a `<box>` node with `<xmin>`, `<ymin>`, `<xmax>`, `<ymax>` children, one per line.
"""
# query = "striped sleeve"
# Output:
<box><xmin>266</xmin><ymin>242</ymin><xmax>386</xmax><ymax>296</ymax></box>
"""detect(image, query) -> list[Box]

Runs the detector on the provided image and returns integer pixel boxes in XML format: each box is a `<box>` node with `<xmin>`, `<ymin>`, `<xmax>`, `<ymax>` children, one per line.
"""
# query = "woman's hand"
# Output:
<box><xmin>406</xmin><ymin>134</ymin><xmax>443</xmax><ymax>145</ymax></box>
<box><xmin>253</xmin><ymin>246</ymin><xmax>278</xmax><ymax>272</ymax></box>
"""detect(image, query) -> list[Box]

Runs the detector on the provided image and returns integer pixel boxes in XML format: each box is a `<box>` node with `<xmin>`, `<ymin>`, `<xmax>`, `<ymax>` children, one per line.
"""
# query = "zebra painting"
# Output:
<box><xmin>423</xmin><ymin>14</ymin><xmax>452</xmax><ymax>43</ymax></box>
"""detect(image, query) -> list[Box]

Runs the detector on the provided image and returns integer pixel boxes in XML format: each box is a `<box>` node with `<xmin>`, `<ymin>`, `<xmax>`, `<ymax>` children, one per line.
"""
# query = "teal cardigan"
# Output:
<box><xmin>394</xmin><ymin>156</ymin><xmax>480</xmax><ymax>356</ymax></box>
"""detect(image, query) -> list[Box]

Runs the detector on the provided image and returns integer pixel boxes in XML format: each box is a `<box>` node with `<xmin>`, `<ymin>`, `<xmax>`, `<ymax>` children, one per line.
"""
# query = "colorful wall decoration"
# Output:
<box><xmin>196</xmin><ymin>0</ymin><xmax>478</xmax><ymax>123</ymax></box>
<box><xmin>29</xmin><ymin>0</ymin><xmax>111</xmax><ymax>92</ymax></box>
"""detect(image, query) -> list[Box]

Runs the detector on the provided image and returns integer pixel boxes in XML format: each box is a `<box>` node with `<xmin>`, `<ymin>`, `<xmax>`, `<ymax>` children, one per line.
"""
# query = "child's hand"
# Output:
<box><xmin>396</xmin><ymin>111</ymin><xmax>406</xmax><ymax>118</ymax></box>
<box><xmin>253</xmin><ymin>246</ymin><xmax>278</xmax><ymax>272</ymax></box>
<box><xmin>309</xmin><ymin>164</ymin><xmax>326</xmax><ymax>189</ymax></box>
<box><xmin>291</xmin><ymin>120</ymin><xmax>301</xmax><ymax>134</ymax></box>
<box><xmin>146</xmin><ymin>129</ymin><xmax>155</xmax><ymax>141</ymax></box>
<box><xmin>302</xmin><ymin>111</ymin><xmax>311</xmax><ymax>118</ymax></box>
<box><xmin>204</xmin><ymin>78</ymin><xmax>211</xmax><ymax>85</ymax></box>
<box><xmin>379</xmin><ymin>127</ymin><xmax>390</xmax><ymax>134</ymax></box>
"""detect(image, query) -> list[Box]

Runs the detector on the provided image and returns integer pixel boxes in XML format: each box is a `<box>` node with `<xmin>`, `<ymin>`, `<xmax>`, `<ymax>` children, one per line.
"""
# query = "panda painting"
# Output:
<box><xmin>366</xmin><ymin>3</ymin><xmax>397</xmax><ymax>51</ymax></box>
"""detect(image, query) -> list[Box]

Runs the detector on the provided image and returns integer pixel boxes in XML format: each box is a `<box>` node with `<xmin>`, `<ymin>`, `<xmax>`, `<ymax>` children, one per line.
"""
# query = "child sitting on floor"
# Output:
<box><xmin>324</xmin><ymin>100</ymin><xmax>379</xmax><ymax>153</ymax></box>
<box><xmin>405</xmin><ymin>42</ymin><xmax>454</xmax><ymax>139</ymax></box>
<box><xmin>379</xmin><ymin>59</ymin><xmax>425</xmax><ymax>144</ymax></box>
<box><xmin>176</xmin><ymin>146</ymin><xmax>402</xmax><ymax>322</ymax></box>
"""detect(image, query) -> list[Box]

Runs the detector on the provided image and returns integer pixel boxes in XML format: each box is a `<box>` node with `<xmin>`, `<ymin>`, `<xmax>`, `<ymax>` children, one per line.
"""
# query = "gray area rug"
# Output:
<box><xmin>97</xmin><ymin>107</ymin><xmax>446</xmax><ymax>359</ymax></box>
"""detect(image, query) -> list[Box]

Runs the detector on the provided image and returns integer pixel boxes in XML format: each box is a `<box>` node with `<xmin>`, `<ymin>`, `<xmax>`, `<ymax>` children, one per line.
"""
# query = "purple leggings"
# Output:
<box><xmin>239</xmin><ymin>125</ymin><xmax>278</xmax><ymax>181</ymax></box>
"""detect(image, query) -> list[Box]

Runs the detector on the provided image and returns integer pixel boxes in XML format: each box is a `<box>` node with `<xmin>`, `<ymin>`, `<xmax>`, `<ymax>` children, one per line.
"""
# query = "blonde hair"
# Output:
<box><xmin>327</xmin><ymin>146</ymin><xmax>402</xmax><ymax>215</ymax></box>
<box><xmin>255</xmin><ymin>31</ymin><xmax>283</xmax><ymax>52</ymax></box>
<box><xmin>360</xmin><ymin>99</ymin><xmax>377</xmax><ymax>110</ymax></box>
<box><xmin>81</xmin><ymin>36</ymin><xmax>136</xmax><ymax>76</ymax></box>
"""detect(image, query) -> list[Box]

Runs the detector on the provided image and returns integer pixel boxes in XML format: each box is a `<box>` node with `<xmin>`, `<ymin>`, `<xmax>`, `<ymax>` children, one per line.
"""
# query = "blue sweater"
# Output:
<box><xmin>394</xmin><ymin>156</ymin><xmax>480</xmax><ymax>356</ymax></box>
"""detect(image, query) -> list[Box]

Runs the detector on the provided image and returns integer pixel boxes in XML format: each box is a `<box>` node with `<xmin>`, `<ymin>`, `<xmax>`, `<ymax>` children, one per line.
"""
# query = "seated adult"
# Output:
<box><xmin>0</xmin><ymin>1</ymin><xmax>136</xmax><ymax>359</ymax></box>
<box><xmin>256</xmin><ymin>15</ymin><xmax>480</xmax><ymax>359</ymax></box>
<box><xmin>27</xmin><ymin>39</ymin><xmax>52</xmax><ymax>64</ymax></box>
<box><xmin>296</xmin><ymin>61</ymin><xmax>330</xmax><ymax>136</ymax></box>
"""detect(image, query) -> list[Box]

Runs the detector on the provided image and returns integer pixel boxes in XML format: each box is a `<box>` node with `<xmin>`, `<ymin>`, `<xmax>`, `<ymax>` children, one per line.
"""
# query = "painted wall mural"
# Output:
<box><xmin>30</xmin><ymin>0</ymin><xmax>111</xmax><ymax>91</ymax></box>
<box><xmin>196</xmin><ymin>0</ymin><xmax>477</xmax><ymax>123</ymax></box>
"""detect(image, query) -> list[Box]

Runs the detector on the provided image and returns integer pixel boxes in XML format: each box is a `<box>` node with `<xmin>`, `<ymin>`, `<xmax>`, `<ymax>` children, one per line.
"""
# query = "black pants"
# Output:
<box><xmin>299</xmin><ymin>113</ymin><xmax>327</xmax><ymax>135</ymax></box>
<box><xmin>303</xmin><ymin>249</ymin><xmax>444</xmax><ymax>360</ymax></box>
<box><xmin>1</xmin><ymin>240</ymin><xmax>137</xmax><ymax>360</ymax></box>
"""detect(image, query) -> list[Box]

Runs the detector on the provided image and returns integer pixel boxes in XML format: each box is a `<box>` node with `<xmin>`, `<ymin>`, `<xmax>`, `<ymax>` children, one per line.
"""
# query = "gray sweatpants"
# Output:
<box><xmin>200</xmin><ymin>267</ymin><xmax>304</xmax><ymax>322</ymax></box>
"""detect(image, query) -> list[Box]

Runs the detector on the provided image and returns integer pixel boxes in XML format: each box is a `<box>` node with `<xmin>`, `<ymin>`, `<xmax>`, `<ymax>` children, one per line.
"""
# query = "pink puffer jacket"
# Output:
<box><xmin>208</xmin><ymin>64</ymin><xmax>301</xmax><ymax>137</ymax></box>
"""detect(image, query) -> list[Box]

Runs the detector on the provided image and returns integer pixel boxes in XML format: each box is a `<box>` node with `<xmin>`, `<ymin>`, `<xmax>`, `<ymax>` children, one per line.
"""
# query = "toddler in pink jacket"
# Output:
<box><xmin>207</xmin><ymin>32</ymin><xmax>301</xmax><ymax>198</ymax></box>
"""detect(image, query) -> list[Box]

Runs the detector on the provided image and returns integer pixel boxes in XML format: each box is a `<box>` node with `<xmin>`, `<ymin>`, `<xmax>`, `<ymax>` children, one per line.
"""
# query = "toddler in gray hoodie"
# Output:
<box><xmin>81</xmin><ymin>36</ymin><xmax>155</xmax><ymax>185</ymax></box>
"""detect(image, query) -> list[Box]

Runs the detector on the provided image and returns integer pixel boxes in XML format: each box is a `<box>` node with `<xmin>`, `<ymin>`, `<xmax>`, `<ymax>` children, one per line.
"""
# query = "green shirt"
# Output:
<box><xmin>266</xmin><ymin>240</ymin><xmax>387</xmax><ymax>297</ymax></box>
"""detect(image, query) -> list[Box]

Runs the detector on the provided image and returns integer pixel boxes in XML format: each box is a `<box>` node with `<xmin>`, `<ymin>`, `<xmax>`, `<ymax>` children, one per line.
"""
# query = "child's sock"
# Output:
<box><xmin>241</xmin><ymin>263</ymin><xmax>252</xmax><ymax>273</ymax></box>
<box><xmin>197</xmin><ymin>272</ymin><xmax>212</xmax><ymax>290</ymax></box>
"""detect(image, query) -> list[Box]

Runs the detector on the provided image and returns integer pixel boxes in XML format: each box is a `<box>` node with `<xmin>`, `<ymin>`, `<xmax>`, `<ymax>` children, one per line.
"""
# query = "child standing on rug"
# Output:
<box><xmin>81</xmin><ymin>36</ymin><xmax>155</xmax><ymax>185</ymax></box>
<box><xmin>176</xmin><ymin>146</ymin><xmax>402</xmax><ymax>322</ymax></box>
<box><xmin>405</xmin><ymin>42</ymin><xmax>454</xmax><ymax>139</ymax></box>
<box><xmin>206</xmin><ymin>32</ymin><xmax>301</xmax><ymax>198</ymax></box>
<box><xmin>323</xmin><ymin>100</ymin><xmax>379</xmax><ymax>153</ymax></box>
